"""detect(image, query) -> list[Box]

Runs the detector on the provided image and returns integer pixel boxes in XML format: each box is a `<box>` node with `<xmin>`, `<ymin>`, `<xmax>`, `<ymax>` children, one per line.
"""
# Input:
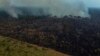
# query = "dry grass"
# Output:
<box><xmin>0</xmin><ymin>36</ymin><xmax>70</xmax><ymax>56</ymax></box>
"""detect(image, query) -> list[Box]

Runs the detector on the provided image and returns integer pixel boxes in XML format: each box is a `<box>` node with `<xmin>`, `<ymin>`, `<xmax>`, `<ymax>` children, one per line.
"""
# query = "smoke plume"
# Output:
<box><xmin>0</xmin><ymin>0</ymin><xmax>90</xmax><ymax>18</ymax></box>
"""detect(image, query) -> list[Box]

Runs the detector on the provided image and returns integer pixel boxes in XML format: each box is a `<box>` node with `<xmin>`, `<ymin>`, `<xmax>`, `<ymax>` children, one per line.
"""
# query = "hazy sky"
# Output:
<box><xmin>83</xmin><ymin>0</ymin><xmax>100</xmax><ymax>8</ymax></box>
<box><xmin>0</xmin><ymin>0</ymin><xmax>100</xmax><ymax>8</ymax></box>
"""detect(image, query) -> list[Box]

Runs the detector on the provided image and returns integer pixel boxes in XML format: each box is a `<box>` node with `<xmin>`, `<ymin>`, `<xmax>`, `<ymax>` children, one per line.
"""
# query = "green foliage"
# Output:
<box><xmin>0</xmin><ymin>36</ymin><xmax>49</xmax><ymax>56</ymax></box>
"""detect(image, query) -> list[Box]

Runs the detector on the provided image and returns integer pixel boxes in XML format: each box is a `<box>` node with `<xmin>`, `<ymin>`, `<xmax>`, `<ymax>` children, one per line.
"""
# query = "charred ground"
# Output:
<box><xmin>0</xmin><ymin>8</ymin><xmax>100</xmax><ymax>56</ymax></box>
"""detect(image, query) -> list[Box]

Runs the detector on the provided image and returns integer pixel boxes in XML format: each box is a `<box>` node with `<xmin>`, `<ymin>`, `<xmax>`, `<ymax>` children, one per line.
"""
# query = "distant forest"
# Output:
<box><xmin>0</xmin><ymin>8</ymin><xmax>100</xmax><ymax>56</ymax></box>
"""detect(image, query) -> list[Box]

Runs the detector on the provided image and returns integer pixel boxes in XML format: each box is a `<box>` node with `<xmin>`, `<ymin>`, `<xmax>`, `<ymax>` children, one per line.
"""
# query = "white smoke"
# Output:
<box><xmin>0</xmin><ymin>0</ymin><xmax>90</xmax><ymax>18</ymax></box>
<box><xmin>0</xmin><ymin>0</ymin><xmax>19</xmax><ymax>18</ymax></box>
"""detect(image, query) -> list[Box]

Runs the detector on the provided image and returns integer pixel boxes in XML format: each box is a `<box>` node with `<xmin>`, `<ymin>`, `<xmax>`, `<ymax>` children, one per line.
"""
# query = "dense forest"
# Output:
<box><xmin>0</xmin><ymin>8</ymin><xmax>100</xmax><ymax>56</ymax></box>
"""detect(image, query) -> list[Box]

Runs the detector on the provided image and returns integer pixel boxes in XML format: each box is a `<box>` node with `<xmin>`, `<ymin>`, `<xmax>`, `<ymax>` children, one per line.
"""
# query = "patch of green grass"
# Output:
<box><xmin>0</xmin><ymin>36</ymin><xmax>69</xmax><ymax>56</ymax></box>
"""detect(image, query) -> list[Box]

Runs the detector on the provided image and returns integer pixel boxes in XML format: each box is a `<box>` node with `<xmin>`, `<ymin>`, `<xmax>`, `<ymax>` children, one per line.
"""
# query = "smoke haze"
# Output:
<box><xmin>0</xmin><ymin>0</ymin><xmax>89</xmax><ymax>18</ymax></box>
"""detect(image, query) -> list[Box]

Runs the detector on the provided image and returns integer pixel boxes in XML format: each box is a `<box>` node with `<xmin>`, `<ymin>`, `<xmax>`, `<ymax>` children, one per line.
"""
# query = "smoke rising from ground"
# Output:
<box><xmin>0</xmin><ymin>0</ymin><xmax>90</xmax><ymax>18</ymax></box>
